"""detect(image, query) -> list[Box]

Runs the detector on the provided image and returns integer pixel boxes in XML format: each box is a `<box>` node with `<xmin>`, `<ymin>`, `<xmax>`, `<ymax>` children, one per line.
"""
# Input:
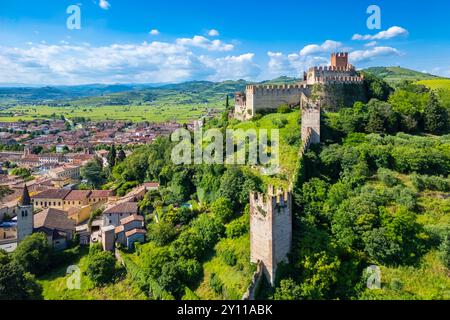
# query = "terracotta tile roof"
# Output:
<box><xmin>34</xmin><ymin>208</ymin><xmax>75</xmax><ymax>231</ymax></box>
<box><xmin>33</xmin><ymin>189</ymin><xmax>71</xmax><ymax>200</ymax></box>
<box><xmin>115</xmin><ymin>225</ymin><xmax>124</xmax><ymax>234</ymax></box>
<box><xmin>64</xmin><ymin>190</ymin><xmax>91</xmax><ymax>201</ymax></box>
<box><xmin>103</xmin><ymin>202</ymin><xmax>138</xmax><ymax>215</ymax></box>
<box><xmin>125</xmin><ymin>228</ymin><xmax>146</xmax><ymax>238</ymax></box>
<box><xmin>89</xmin><ymin>190</ymin><xmax>112</xmax><ymax>198</ymax></box>
<box><xmin>120</xmin><ymin>214</ymin><xmax>144</xmax><ymax>225</ymax></box>
<box><xmin>143</xmin><ymin>182</ymin><xmax>160</xmax><ymax>189</ymax></box>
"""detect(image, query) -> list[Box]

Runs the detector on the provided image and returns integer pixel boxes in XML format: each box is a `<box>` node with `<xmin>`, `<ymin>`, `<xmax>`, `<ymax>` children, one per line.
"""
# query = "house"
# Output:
<box><xmin>124</xmin><ymin>228</ymin><xmax>146</xmax><ymax>250</ymax></box>
<box><xmin>32</xmin><ymin>189</ymin><xmax>71</xmax><ymax>210</ymax></box>
<box><xmin>33</xmin><ymin>208</ymin><xmax>75</xmax><ymax>250</ymax></box>
<box><xmin>115</xmin><ymin>214</ymin><xmax>145</xmax><ymax>248</ymax></box>
<box><xmin>48</xmin><ymin>165</ymin><xmax>81</xmax><ymax>182</ymax></box>
<box><xmin>32</xmin><ymin>189</ymin><xmax>112</xmax><ymax>224</ymax></box>
<box><xmin>63</xmin><ymin>190</ymin><xmax>92</xmax><ymax>209</ymax></box>
<box><xmin>102</xmin><ymin>202</ymin><xmax>138</xmax><ymax>227</ymax></box>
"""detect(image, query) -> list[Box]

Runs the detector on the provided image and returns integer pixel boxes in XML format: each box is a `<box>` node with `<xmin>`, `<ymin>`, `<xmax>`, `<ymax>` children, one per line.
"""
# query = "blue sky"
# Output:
<box><xmin>0</xmin><ymin>0</ymin><xmax>449</xmax><ymax>85</ymax></box>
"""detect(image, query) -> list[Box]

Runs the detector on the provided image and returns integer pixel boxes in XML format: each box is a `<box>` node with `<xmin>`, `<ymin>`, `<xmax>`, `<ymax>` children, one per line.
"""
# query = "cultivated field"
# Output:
<box><xmin>0</xmin><ymin>103</ymin><xmax>217</xmax><ymax>123</ymax></box>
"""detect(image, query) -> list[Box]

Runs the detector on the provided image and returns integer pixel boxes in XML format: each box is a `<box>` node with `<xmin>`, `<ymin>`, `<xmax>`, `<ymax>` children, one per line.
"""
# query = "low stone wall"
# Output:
<box><xmin>242</xmin><ymin>261</ymin><xmax>264</xmax><ymax>300</ymax></box>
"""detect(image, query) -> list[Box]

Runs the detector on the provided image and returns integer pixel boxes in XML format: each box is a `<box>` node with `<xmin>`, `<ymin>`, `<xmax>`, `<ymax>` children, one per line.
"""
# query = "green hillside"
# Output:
<box><xmin>363</xmin><ymin>67</ymin><xmax>440</xmax><ymax>84</ymax></box>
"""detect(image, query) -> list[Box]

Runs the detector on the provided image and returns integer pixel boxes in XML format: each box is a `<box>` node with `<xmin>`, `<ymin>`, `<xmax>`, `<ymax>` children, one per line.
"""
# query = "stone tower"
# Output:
<box><xmin>249</xmin><ymin>186</ymin><xmax>292</xmax><ymax>286</ymax></box>
<box><xmin>331</xmin><ymin>52</ymin><xmax>349</xmax><ymax>69</ymax></box>
<box><xmin>17</xmin><ymin>184</ymin><xmax>34</xmax><ymax>242</ymax></box>
<box><xmin>301</xmin><ymin>93</ymin><xmax>321</xmax><ymax>146</ymax></box>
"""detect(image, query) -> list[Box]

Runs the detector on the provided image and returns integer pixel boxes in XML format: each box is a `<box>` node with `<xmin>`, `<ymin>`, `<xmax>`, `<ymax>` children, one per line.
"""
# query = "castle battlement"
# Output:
<box><xmin>313</xmin><ymin>75</ymin><xmax>364</xmax><ymax>84</ymax></box>
<box><xmin>250</xmin><ymin>186</ymin><xmax>291</xmax><ymax>218</ymax></box>
<box><xmin>245</xmin><ymin>83</ymin><xmax>308</xmax><ymax>93</ymax></box>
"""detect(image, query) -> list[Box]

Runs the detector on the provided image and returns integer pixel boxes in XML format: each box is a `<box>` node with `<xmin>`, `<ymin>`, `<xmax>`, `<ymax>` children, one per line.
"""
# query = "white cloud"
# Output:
<box><xmin>149</xmin><ymin>29</ymin><xmax>160</xmax><ymax>36</ymax></box>
<box><xmin>0</xmin><ymin>41</ymin><xmax>257</xmax><ymax>85</ymax></box>
<box><xmin>208</xmin><ymin>29</ymin><xmax>220</xmax><ymax>37</ymax></box>
<box><xmin>99</xmin><ymin>0</ymin><xmax>111</xmax><ymax>10</ymax></box>
<box><xmin>349</xmin><ymin>46</ymin><xmax>400</xmax><ymax>63</ymax></box>
<box><xmin>365</xmin><ymin>41</ymin><xmax>377</xmax><ymax>47</ymax></box>
<box><xmin>200</xmin><ymin>53</ymin><xmax>260</xmax><ymax>81</ymax></box>
<box><xmin>352</xmin><ymin>26</ymin><xmax>409</xmax><ymax>41</ymax></box>
<box><xmin>300</xmin><ymin>40</ymin><xmax>342</xmax><ymax>56</ymax></box>
<box><xmin>176</xmin><ymin>35</ymin><xmax>233</xmax><ymax>51</ymax></box>
<box><xmin>266</xmin><ymin>51</ymin><xmax>328</xmax><ymax>79</ymax></box>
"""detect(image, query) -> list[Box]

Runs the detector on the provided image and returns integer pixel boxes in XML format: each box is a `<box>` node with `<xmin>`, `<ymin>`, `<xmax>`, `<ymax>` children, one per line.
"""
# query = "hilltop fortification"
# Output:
<box><xmin>234</xmin><ymin>52</ymin><xmax>364</xmax><ymax>120</ymax></box>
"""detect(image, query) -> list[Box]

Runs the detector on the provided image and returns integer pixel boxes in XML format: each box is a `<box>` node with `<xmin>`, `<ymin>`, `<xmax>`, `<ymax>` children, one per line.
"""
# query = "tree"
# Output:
<box><xmin>424</xmin><ymin>92</ymin><xmax>448</xmax><ymax>134</ymax></box>
<box><xmin>210</xmin><ymin>197</ymin><xmax>234</xmax><ymax>223</ymax></box>
<box><xmin>274</xmin><ymin>278</ymin><xmax>303</xmax><ymax>300</ymax></box>
<box><xmin>13</xmin><ymin>233</ymin><xmax>51</xmax><ymax>276</ymax></box>
<box><xmin>362</xmin><ymin>72</ymin><xmax>392</xmax><ymax>101</ymax></box>
<box><xmin>0</xmin><ymin>259</ymin><xmax>43</xmax><ymax>300</ymax></box>
<box><xmin>11</xmin><ymin>167</ymin><xmax>32</xmax><ymax>179</ymax></box>
<box><xmin>117</xmin><ymin>149</ymin><xmax>126</xmax><ymax>163</ymax></box>
<box><xmin>363</xmin><ymin>228</ymin><xmax>401</xmax><ymax>265</ymax></box>
<box><xmin>81</xmin><ymin>159</ymin><xmax>105</xmax><ymax>188</ymax></box>
<box><xmin>218</xmin><ymin>168</ymin><xmax>245</xmax><ymax>208</ymax></box>
<box><xmin>365</xmin><ymin>99</ymin><xmax>398</xmax><ymax>134</ymax></box>
<box><xmin>108</xmin><ymin>144</ymin><xmax>117</xmax><ymax>168</ymax></box>
<box><xmin>225</xmin><ymin>95</ymin><xmax>230</xmax><ymax>109</ymax></box>
<box><xmin>86</xmin><ymin>250</ymin><xmax>117</xmax><ymax>286</ymax></box>
<box><xmin>147</xmin><ymin>221</ymin><xmax>178</xmax><ymax>246</ymax></box>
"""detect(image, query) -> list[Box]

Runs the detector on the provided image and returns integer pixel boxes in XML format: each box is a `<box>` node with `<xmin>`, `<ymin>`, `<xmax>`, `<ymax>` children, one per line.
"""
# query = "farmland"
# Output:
<box><xmin>0</xmin><ymin>103</ymin><xmax>217</xmax><ymax>123</ymax></box>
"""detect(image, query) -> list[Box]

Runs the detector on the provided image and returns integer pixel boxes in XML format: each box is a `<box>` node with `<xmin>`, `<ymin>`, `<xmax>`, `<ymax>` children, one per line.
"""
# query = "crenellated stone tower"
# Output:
<box><xmin>301</xmin><ymin>93</ymin><xmax>321</xmax><ymax>146</ymax></box>
<box><xmin>249</xmin><ymin>186</ymin><xmax>292</xmax><ymax>286</ymax></box>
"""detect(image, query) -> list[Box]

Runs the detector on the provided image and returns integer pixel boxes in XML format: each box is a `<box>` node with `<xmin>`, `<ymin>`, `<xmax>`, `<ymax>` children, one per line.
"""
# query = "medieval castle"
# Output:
<box><xmin>245</xmin><ymin>53</ymin><xmax>362</xmax><ymax>291</ymax></box>
<box><xmin>234</xmin><ymin>52</ymin><xmax>364</xmax><ymax>121</ymax></box>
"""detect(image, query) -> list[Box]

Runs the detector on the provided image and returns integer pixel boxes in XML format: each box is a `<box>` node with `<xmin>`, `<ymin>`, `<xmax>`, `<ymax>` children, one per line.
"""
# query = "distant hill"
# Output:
<box><xmin>1</xmin><ymin>67</ymin><xmax>447</xmax><ymax>106</ymax></box>
<box><xmin>363</xmin><ymin>66</ymin><xmax>440</xmax><ymax>84</ymax></box>
<box><xmin>259</xmin><ymin>76</ymin><xmax>300</xmax><ymax>85</ymax></box>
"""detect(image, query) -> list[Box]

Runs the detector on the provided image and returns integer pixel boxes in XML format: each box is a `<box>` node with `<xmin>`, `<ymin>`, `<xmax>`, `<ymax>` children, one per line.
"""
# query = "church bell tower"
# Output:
<box><xmin>17</xmin><ymin>184</ymin><xmax>34</xmax><ymax>242</ymax></box>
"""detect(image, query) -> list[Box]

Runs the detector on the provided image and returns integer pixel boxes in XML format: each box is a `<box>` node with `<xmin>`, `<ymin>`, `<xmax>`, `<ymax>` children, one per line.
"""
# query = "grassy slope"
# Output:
<box><xmin>227</xmin><ymin>110</ymin><xmax>301</xmax><ymax>188</ymax></box>
<box><xmin>360</xmin><ymin>172</ymin><xmax>450</xmax><ymax>300</ymax></box>
<box><xmin>38</xmin><ymin>248</ymin><xmax>147</xmax><ymax>300</ymax></box>
<box><xmin>194</xmin><ymin>234</ymin><xmax>254</xmax><ymax>300</ymax></box>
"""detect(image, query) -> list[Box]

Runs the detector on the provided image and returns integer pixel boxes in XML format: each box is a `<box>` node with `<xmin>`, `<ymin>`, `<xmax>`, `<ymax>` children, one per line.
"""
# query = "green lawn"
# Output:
<box><xmin>38</xmin><ymin>248</ymin><xmax>147</xmax><ymax>300</ymax></box>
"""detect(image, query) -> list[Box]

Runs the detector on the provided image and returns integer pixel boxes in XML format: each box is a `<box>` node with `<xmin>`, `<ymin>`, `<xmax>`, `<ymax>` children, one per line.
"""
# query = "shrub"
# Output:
<box><xmin>221</xmin><ymin>249</ymin><xmax>237</xmax><ymax>267</ymax></box>
<box><xmin>13</xmin><ymin>233</ymin><xmax>51</xmax><ymax>276</ymax></box>
<box><xmin>210</xmin><ymin>197</ymin><xmax>234</xmax><ymax>223</ymax></box>
<box><xmin>377</xmin><ymin>168</ymin><xmax>400</xmax><ymax>187</ymax></box>
<box><xmin>272</xmin><ymin>118</ymin><xmax>288</xmax><ymax>129</ymax></box>
<box><xmin>226</xmin><ymin>215</ymin><xmax>249</xmax><ymax>239</ymax></box>
<box><xmin>147</xmin><ymin>221</ymin><xmax>178</xmax><ymax>246</ymax></box>
<box><xmin>439</xmin><ymin>233</ymin><xmax>450</xmax><ymax>269</ymax></box>
<box><xmin>277</xmin><ymin>104</ymin><xmax>291</xmax><ymax>114</ymax></box>
<box><xmin>209</xmin><ymin>273</ymin><xmax>224</xmax><ymax>294</ymax></box>
<box><xmin>86</xmin><ymin>250</ymin><xmax>117</xmax><ymax>286</ymax></box>
<box><xmin>411</xmin><ymin>174</ymin><xmax>450</xmax><ymax>192</ymax></box>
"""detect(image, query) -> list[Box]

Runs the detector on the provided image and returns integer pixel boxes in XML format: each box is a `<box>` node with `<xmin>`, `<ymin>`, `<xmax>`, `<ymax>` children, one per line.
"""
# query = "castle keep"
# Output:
<box><xmin>234</xmin><ymin>52</ymin><xmax>363</xmax><ymax>120</ymax></box>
